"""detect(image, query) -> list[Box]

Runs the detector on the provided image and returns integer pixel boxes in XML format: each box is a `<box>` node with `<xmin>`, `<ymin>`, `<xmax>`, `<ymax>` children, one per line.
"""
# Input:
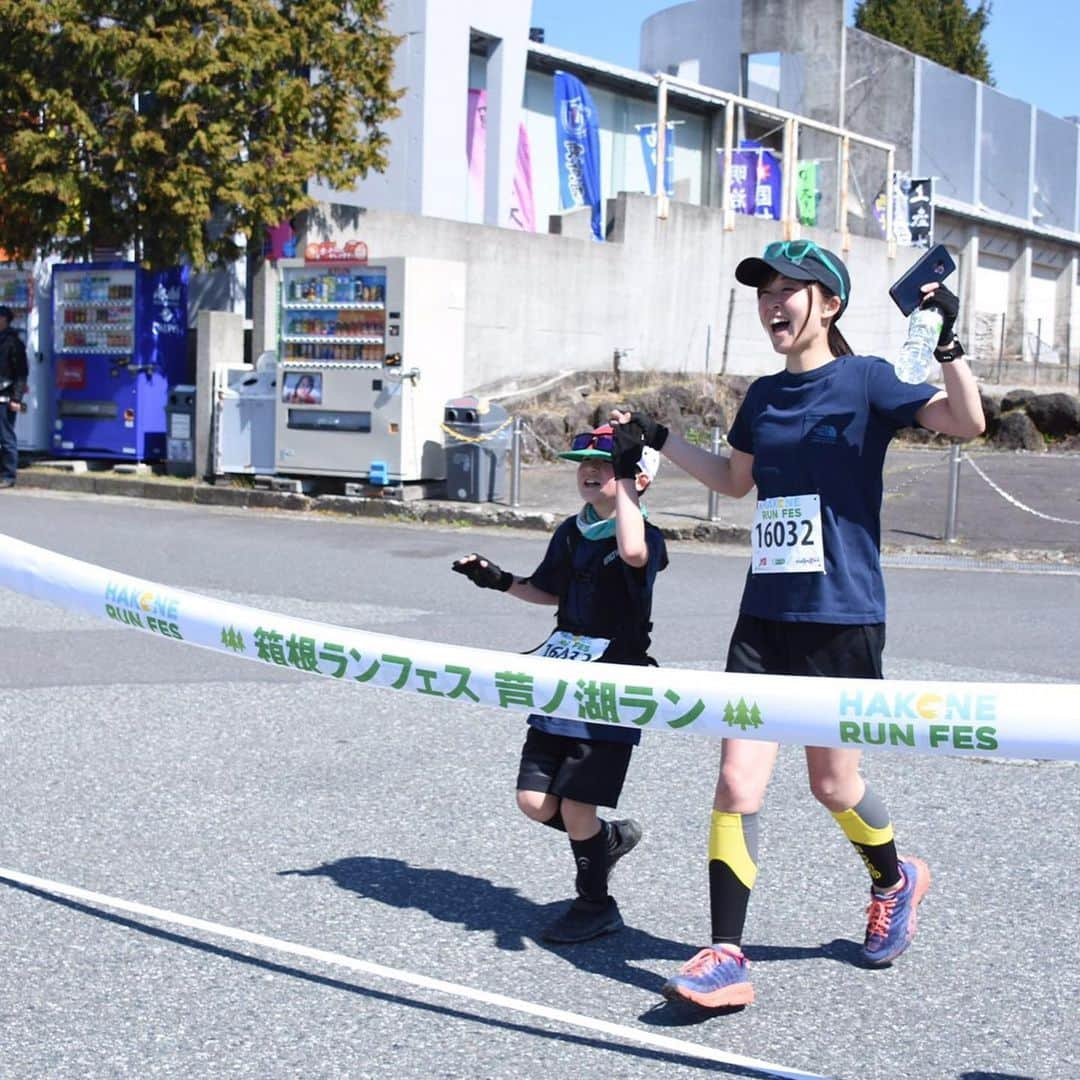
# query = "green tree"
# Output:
<box><xmin>853</xmin><ymin>0</ymin><xmax>994</xmax><ymax>84</ymax></box>
<box><xmin>0</xmin><ymin>0</ymin><xmax>401</xmax><ymax>268</ymax></box>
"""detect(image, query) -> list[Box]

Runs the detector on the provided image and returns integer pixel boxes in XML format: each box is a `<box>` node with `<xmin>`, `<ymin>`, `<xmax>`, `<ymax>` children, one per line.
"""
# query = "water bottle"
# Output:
<box><xmin>893</xmin><ymin>305</ymin><xmax>944</xmax><ymax>384</ymax></box>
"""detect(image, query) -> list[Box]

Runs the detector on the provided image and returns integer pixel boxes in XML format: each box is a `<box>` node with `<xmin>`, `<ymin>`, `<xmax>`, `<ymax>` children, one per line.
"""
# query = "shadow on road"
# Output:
<box><xmin>281</xmin><ymin>855</ymin><xmax>695</xmax><ymax>996</ymax></box>
<box><xmin>1</xmin><ymin>873</ymin><xmax>767</xmax><ymax>1078</ymax></box>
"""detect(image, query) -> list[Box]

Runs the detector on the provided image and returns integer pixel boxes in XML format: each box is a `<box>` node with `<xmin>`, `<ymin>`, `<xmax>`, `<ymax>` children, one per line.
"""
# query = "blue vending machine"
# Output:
<box><xmin>50</xmin><ymin>262</ymin><xmax>188</xmax><ymax>461</ymax></box>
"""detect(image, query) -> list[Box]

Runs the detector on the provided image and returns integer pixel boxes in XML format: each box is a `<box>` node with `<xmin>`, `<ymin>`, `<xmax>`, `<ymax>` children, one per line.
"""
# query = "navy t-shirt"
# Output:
<box><xmin>727</xmin><ymin>354</ymin><xmax>936</xmax><ymax>624</ymax></box>
<box><xmin>524</xmin><ymin>516</ymin><xmax>668</xmax><ymax>743</ymax></box>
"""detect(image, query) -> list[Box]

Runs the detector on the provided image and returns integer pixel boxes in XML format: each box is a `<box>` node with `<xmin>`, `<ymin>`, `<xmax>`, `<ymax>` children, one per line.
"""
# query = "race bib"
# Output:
<box><xmin>529</xmin><ymin>631</ymin><xmax>610</xmax><ymax>662</ymax></box>
<box><xmin>751</xmin><ymin>494</ymin><xmax>825</xmax><ymax>574</ymax></box>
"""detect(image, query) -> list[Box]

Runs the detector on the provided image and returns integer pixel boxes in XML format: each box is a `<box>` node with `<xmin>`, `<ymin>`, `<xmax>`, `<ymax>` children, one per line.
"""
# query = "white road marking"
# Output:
<box><xmin>0</xmin><ymin>866</ymin><xmax>832</xmax><ymax>1080</ymax></box>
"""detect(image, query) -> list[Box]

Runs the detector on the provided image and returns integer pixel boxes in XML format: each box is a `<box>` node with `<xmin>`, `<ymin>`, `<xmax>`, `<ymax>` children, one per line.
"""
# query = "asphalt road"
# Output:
<box><xmin>1</xmin><ymin>490</ymin><xmax>1078</xmax><ymax>1080</ymax></box>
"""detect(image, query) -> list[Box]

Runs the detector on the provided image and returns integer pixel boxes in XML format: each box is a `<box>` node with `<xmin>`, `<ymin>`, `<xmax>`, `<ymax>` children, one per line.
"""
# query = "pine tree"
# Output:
<box><xmin>0</xmin><ymin>0</ymin><xmax>401</xmax><ymax>268</ymax></box>
<box><xmin>854</xmin><ymin>0</ymin><xmax>994</xmax><ymax>84</ymax></box>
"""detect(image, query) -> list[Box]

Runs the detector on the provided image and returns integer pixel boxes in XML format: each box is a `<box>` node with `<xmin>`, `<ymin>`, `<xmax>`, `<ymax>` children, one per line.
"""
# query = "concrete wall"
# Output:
<box><xmin>314</xmin><ymin>0</ymin><xmax>531</xmax><ymax>229</ymax></box>
<box><xmin>639</xmin><ymin>0</ymin><xmax>743</xmax><ymax>91</ymax></box>
<box><xmin>287</xmin><ymin>194</ymin><xmax>908</xmax><ymax>391</ymax></box>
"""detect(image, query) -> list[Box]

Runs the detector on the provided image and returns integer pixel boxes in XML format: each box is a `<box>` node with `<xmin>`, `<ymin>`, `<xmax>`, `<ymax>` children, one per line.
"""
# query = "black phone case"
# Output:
<box><xmin>888</xmin><ymin>245</ymin><xmax>956</xmax><ymax>316</ymax></box>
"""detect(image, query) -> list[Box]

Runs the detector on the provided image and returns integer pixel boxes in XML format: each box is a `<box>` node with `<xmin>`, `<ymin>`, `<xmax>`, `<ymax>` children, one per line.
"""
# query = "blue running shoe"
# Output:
<box><xmin>661</xmin><ymin>944</ymin><xmax>754</xmax><ymax>1008</ymax></box>
<box><xmin>862</xmin><ymin>855</ymin><xmax>931</xmax><ymax>966</ymax></box>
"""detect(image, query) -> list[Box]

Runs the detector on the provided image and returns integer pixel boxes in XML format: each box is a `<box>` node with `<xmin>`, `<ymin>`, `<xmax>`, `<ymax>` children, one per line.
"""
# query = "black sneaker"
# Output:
<box><xmin>542</xmin><ymin>897</ymin><xmax>624</xmax><ymax>944</ymax></box>
<box><xmin>576</xmin><ymin>819</ymin><xmax>643</xmax><ymax>897</ymax></box>
<box><xmin>606</xmin><ymin>819</ymin><xmax>642</xmax><ymax>880</ymax></box>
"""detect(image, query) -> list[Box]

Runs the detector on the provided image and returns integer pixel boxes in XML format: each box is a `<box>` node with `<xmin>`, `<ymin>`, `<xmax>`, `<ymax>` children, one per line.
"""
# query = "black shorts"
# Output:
<box><xmin>726</xmin><ymin>613</ymin><xmax>885</xmax><ymax>679</ymax></box>
<box><xmin>516</xmin><ymin>727</ymin><xmax>634</xmax><ymax>808</ymax></box>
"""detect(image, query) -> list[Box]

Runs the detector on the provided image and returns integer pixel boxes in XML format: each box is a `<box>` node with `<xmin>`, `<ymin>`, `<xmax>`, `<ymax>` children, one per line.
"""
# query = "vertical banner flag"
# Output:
<box><xmin>636</xmin><ymin>123</ymin><xmax>675</xmax><ymax>197</ymax></box>
<box><xmin>725</xmin><ymin>144</ymin><xmax>782</xmax><ymax>220</ymax></box>
<box><xmin>905</xmin><ymin>176</ymin><xmax>933</xmax><ymax>248</ymax></box>
<box><xmin>509</xmin><ymin>122</ymin><xmax>537</xmax><ymax>232</ymax></box>
<box><xmin>796</xmin><ymin>161</ymin><xmax>818</xmax><ymax>226</ymax></box>
<box><xmin>553</xmin><ymin>71</ymin><xmax>604</xmax><ymax>241</ymax></box>
<box><xmin>752</xmin><ymin>146</ymin><xmax>782</xmax><ymax>219</ymax></box>
<box><xmin>888</xmin><ymin>172</ymin><xmax>934</xmax><ymax>248</ymax></box>
<box><xmin>466</xmin><ymin>88</ymin><xmax>487</xmax><ymax>215</ymax></box>
<box><xmin>727</xmin><ymin>149</ymin><xmax>755</xmax><ymax>215</ymax></box>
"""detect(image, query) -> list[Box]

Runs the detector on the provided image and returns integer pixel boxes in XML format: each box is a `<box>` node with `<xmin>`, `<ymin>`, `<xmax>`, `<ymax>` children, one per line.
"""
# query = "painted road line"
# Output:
<box><xmin>0</xmin><ymin>866</ymin><xmax>832</xmax><ymax>1080</ymax></box>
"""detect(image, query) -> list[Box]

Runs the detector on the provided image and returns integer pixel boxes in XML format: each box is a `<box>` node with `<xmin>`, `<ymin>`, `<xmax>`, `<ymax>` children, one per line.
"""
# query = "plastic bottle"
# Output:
<box><xmin>893</xmin><ymin>305</ymin><xmax>944</xmax><ymax>384</ymax></box>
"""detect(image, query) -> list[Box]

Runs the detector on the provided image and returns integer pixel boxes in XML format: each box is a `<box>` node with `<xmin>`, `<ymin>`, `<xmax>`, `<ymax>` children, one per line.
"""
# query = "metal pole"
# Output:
<box><xmin>722</xmin><ymin>101</ymin><xmax>735</xmax><ymax>230</ymax></box>
<box><xmin>839</xmin><ymin>135</ymin><xmax>851</xmax><ymax>253</ymax></box>
<box><xmin>944</xmin><ymin>443</ymin><xmax>962</xmax><ymax>543</ymax></box>
<box><xmin>885</xmin><ymin>149</ymin><xmax>896</xmax><ymax>259</ymax></box>
<box><xmin>997</xmin><ymin>312</ymin><xmax>1006</xmax><ymax>384</ymax></box>
<box><xmin>510</xmin><ymin>416</ymin><xmax>522</xmax><ymax>508</ymax></box>
<box><xmin>707</xmin><ymin>426</ymin><xmax>723</xmax><ymax>522</ymax></box>
<box><xmin>1034</xmin><ymin>317</ymin><xmax>1041</xmax><ymax>386</ymax></box>
<box><xmin>656</xmin><ymin>75</ymin><xmax>670</xmax><ymax>221</ymax></box>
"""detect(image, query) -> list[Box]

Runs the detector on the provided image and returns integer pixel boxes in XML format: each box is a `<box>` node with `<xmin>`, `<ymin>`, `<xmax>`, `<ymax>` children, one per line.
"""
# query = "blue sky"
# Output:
<box><xmin>529</xmin><ymin>1</ymin><xmax>1079</xmax><ymax>121</ymax></box>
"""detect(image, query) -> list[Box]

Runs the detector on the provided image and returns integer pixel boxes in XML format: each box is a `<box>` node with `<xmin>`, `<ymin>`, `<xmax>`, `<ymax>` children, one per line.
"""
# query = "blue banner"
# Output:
<box><xmin>553</xmin><ymin>71</ymin><xmax>603</xmax><ymax>241</ymax></box>
<box><xmin>724</xmin><ymin>144</ymin><xmax>782</xmax><ymax>220</ymax></box>
<box><xmin>636</xmin><ymin>123</ymin><xmax>675</xmax><ymax>197</ymax></box>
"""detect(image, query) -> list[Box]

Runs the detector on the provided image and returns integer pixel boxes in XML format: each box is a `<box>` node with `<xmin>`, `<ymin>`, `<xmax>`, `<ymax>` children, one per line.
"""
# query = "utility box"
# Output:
<box><xmin>213</xmin><ymin>361</ymin><xmax>276</xmax><ymax>475</ymax></box>
<box><xmin>165</xmin><ymin>384</ymin><xmax>196</xmax><ymax>478</ymax></box>
<box><xmin>443</xmin><ymin>396</ymin><xmax>511</xmax><ymax>502</ymax></box>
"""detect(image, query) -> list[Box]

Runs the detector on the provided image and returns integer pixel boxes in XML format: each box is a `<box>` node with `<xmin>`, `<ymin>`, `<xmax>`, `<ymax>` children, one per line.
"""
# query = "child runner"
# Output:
<box><xmin>452</xmin><ymin>424</ymin><xmax>668</xmax><ymax>943</ymax></box>
<box><xmin>611</xmin><ymin>240</ymin><xmax>984</xmax><ymax>1006</ymax></box>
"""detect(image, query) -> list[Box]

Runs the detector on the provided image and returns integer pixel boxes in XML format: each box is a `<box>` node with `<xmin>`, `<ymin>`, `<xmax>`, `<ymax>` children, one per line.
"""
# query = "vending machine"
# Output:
<box><xmin>0</xmin><ymin>261</ymin><xmax>48</xmax><ymax>451</ymax></box>
<box><xmin>274</xmin><ymin>256</ymin><xmax>465</xmax><ymax>482</ymax></box>
<box><xmin>50</xmin><ymin>262</ymin><xmax>188</xmax><ymax>461</ymax></box>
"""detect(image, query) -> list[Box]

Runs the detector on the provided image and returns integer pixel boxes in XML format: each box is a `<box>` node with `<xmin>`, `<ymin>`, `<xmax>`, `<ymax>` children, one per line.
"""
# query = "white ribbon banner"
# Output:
<box><xmin>2</xmin><ymin>533</ymin><xmax>1078</xmax><ymax>762</ymax></box>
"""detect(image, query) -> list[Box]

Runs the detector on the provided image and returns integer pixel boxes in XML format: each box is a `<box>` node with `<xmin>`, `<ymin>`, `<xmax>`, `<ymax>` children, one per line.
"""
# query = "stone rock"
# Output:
<box><xmin>979</xmin><ymin>392</ymin><xmax>1002</xmax><ymax>438</ymax></box>
<box><xmin>524</xmin><ymin>410</ymin><xmax>568</xmax><ymax>461</ymax></box>
<box><xmin>1001</xmin><ymin>389</ymin><xmax>1036</xmax><ymax>412</ymax></box>
<box><xmin>992</xmin><ymin>410</ymin><xmax>1045</xmax><ymax>452</ymax></box>
<box><xmin>1025</xmin><ymin>393</ymin><xmax>1080</xmax><ymax>439</ymax></box>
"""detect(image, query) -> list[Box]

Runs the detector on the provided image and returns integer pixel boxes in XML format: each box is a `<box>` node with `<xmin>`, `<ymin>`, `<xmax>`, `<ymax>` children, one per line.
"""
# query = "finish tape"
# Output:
<box><xmin>2</xmin><ymin>533</ymin><xmax>1077</xmax><ymax>762</ymax></box>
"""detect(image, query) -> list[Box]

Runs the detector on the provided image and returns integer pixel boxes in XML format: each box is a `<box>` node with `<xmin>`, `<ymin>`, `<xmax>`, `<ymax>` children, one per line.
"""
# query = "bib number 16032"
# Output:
<box><xmin>754</xmin><ymin>518</ymin><xmax>815</xmax><ymax>549</ymax></box>
<box><xmin>750</xmin><ymin>494</ymin><xmax>826</xmax><ymax>574</ymax></box>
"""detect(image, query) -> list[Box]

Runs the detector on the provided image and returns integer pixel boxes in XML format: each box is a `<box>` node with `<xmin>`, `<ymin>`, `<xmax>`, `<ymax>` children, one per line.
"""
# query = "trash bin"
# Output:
<box><xmin>443</xmin><ymin>395</ymin><xmax>512</xmax><ymax>502</ymax></box>
<box><xmin>165</xmin><ymin>384</ymin><xmax>196</xmax><ymax>478</ymax></box>
<box><xmin>213</xmin><ymin>354</ymin><xmax>277</xmax><ymax>475</ymax></box>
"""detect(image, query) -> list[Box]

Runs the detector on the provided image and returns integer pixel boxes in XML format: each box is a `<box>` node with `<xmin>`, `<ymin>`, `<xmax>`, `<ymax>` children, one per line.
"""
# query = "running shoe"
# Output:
<box><xmin>606</xmin><ymin>818</ymin><xmax>642</xmax><ymax>879</ymax></box>
<box><xmin>575</xmin><ymin>819</ymin><xmax>643</xmax><ymax>898</ymax></box>
<box><xmin>661</xmin><ymin>944</ymin><xmax>754</xmax><ymax>1008</ymax></box>
<box><xmin>862</xmin><ymin>855</ymin><xmax>931</xmax><ymax>966</ymax></box>
<box><xmin>542</xmin><ymin>896</ymin><xmax>624</xmax><ymax>944</ymax></box>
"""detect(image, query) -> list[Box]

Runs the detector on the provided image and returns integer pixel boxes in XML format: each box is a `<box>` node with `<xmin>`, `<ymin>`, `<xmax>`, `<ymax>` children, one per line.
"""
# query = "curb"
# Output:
<box><xmin>12</xmin><ymin>467</ymin><xmax>1076</xmax><ymax>566</ymax></box>
<box><xmin>15</xmin><ymin>469</ymin><xmax>561</xmax><ymax>532</ymax></box>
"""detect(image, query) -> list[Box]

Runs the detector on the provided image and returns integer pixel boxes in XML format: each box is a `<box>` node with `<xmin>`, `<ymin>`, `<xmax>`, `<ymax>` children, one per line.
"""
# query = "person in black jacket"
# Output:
<box><xmin>0</xmin><ymin>305</ymin><xmax>29</xmax><ymax>488</ymax></box>
<box><xmin>452</xmin><ymin>424</ymin><xmax>668</xmax><ymax>944</ymax></box>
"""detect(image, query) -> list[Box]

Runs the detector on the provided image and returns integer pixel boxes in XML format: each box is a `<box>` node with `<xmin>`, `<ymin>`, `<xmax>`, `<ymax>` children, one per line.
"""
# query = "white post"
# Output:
<box><xmin>656</xmin><ymin>75</ymin><xmax>670</xmax><ymax>220</ymax></box>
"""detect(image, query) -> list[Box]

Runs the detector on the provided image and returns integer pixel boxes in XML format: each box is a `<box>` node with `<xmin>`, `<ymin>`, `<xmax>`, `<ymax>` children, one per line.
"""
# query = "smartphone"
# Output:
<box><xmin>888</xmin><ymin>244</ymin><xmax>956</xmax><ymax>316</ymax></box>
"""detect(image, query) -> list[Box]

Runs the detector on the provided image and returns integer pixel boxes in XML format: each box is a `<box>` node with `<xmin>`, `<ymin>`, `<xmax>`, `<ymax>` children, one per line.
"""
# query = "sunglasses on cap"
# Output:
<box><xmin>763</xmin><ymin>239</ymin><xmax>848</xmax><ymax>304</ymax></box>
<box><xmin>569</xmin><ymin>431</ymin><xmax>615</xmax><ymax>453</ymax></box>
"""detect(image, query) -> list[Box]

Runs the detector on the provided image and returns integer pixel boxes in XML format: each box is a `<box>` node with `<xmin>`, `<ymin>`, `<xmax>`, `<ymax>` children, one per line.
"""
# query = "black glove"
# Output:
<box><xmin>451</xmin><ymin>553</ymin><xmax>514</xmax><ymax>591</ymax></box>
<box><xmin>922</xmin><ymin>284</ymin><xmax>958</xmax><ymax>347</ymax></box>
<box><xmin>611</xmin><ymin>422</ymin><xmax>644</xmax><ymax>480</ymax></box>
<box><xmin>618</xmin><ymin>411</ymin><xmax>669</xmax><ymax>452</ymax></box>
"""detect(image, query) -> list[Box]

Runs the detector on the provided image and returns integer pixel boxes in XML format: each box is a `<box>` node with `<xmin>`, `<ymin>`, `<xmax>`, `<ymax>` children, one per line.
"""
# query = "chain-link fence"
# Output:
<box><xmin>971</xmin><ymin>312</ymin><xmax>1075</xmax><ymax>388</ymax></box>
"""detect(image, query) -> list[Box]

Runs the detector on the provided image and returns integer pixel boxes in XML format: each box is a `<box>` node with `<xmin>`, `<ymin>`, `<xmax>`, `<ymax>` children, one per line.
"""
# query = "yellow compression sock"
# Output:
<box><xmin>709</xmin><ymin>810</ymin><xmax>758</xmax><ymax>890</ymax></box>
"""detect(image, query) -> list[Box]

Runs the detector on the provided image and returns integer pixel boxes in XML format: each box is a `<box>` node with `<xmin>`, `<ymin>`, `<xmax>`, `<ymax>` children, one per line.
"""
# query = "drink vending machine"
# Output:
<box><xmin>274</xmin><ymin>256</ymin><xmax>465</xmax><ymax>482</ymax></box>
<box><xmin>0</xmin><ymin>261</ymin><xmax>48</xmax><ymax>451</ymax></box>
<box><xmin>50</xmin><ymin>261</ymin><xmax>188</xmax><ymax>461</ymax></box>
